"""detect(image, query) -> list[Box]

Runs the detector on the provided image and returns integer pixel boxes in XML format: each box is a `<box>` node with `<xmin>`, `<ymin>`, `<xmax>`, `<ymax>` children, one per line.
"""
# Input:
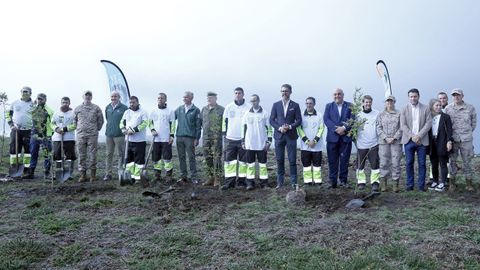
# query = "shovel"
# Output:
<box><xmin>139</xmin><ymin>137</ymin><xmax>155</xmax><ymax>188</ymax></box>
<box><xmin>8</xmin><ymin>129</ymin><xmax>24</xmax><ymax>178</ymax></box>
<box><xmin>142</xmin><ymin>186</ymin><xmax>175</xmax><ymax>198</ymax></box>
<box><xmin>54</xmin><ymin>134</ymin><xmax>71</xmax><ymax>183</ymax></box>
<box><xmin>346</xmin><ymin>191</ymin><xmax>381</xmax><ymax>209</ymax></box>
<box><xmin>118</xmin><ymin>134</ymin><xmax>131</xmax><ymax>186</ymax></box>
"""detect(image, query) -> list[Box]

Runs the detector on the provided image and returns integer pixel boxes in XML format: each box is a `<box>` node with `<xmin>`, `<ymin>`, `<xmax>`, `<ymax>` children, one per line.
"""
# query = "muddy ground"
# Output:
<box><xmin>0</xmin><ymin>145</ymin><xmax>479</xmax><ymax>269</ymax></box>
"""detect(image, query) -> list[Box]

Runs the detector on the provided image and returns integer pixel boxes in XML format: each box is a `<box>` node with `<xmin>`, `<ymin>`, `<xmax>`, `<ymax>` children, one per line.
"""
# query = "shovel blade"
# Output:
<box><xmin>9</xmin><ymin>164</ymin><xmax>24</xmax><ymax>178</ymax></box>
<box><xmin>61</xmin><ymin>160</ymin><xmax>72</xmax><ymax>182</ymax></box>
<box><xmin>118</xmin><ymin>170</ymin><xmax>131</xmax><ymax>186</ymax></box>
<box><xmin>55</xmin><ymin>161</ymin><xmax>65</xmax><ymax>183</ymax></box>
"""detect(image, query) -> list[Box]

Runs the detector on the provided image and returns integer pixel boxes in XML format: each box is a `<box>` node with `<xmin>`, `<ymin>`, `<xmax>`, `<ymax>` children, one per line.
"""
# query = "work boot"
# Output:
<box><xmin>22</xmin><ymin>167</ymin><xmax>29</xmax><ymax>178</ymax></box>
<box><xmin>260</xmin><ymin>179</ymin><xmax>269</xmax><ymax>189</ymax></box>
<box><xmin>466</xmin><ymin>177</ymin><xmax>475</xmax><ymax>191</ymax></box>
<box><xmin>236</xmin><ymin>178</ymin><xmax>247</xmax><ymax>188</ymax></box>
<box><xmin>221</xmin><ymin>178</ymin><xmax>235</xmax><ymax>190</ymax></box>
<box><xmin>203</xmin><ymin>176</ymin><xmax>214</xmax><ymax>186</ymax></box>
<box><xmin>246</xmin><ymin>179</ymin><xmax>255</xmax><ymax>191</ymax></box>
<box><xmin>165</xmin><ymin>170</ymin><xmax>173</xmax><ymax>183</ymax></box>
<box><xmin>213</xmin><ymin>176</ymin><xmax>221</xmax><ymax>187</ymax></box>
<box><xmin>154</xmin><ymin>171</ymin><xmax>162</xmax><ymax>182</ymax></box>
<box><xmin>393</xmin><ymin>180</ymin><xmax>400</xmax><ymax>193</ymax></box>
<box><xmin>79</xmin><ymin>170</ymin><xmax>88</xmax><ymax>183</ymax></box>
<box><xmin>372</xmin><ymin>182</ymin><xmax>380</xmax><ymax>192</ymax></box>
<box><xmin>21</xmin><ymin>167</ymin><xmax>30</xmax><ymax>179</ymax></box>
<box><xmin>380</xmin><ymin>178</ymin><xmax>388</xmax><ymax>192</ymax></box>
<box><xmin>25</xmin><ymin>167</ymin><xmax>35</xmax><ymax>179</ymax></box>
<box><xmin>68</xmin><ymin>161</ymin><xmax>75</xmax><ymax>180</ymax></box>
<box><xmin>449</xmin><ymin>176</ymin><xmax>456</xmax><ymax>192</ymax></box>
<box><xmin>357</xmin><ymin>183</ymin><xmax>366</xmax><ymax>191</ymax></box>
<box><xmin>44</xmin><ymin>167</ymin><xmax>51</xmax><ymax>179</ymax></box>
<box><xmin>90</xmin><ymin>169</ymin><xmax>97</xmax><ymax>182</ymax></box>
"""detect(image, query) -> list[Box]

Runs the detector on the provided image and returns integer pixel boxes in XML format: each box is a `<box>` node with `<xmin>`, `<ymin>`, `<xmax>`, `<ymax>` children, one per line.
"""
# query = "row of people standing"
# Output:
<box><xmin>7</xmin><ymin>88</ymin><xmax>104</xmax><ymax>181</ymax></box>
<box><xmin>7</xmin><ymin>85</ymin><xmax>476</xmax><ymax>193</ymax></box>
<box><xmin>335</xmin><ymin>88</ymin><xmax>476</xmax><ymax>192</ymax></box>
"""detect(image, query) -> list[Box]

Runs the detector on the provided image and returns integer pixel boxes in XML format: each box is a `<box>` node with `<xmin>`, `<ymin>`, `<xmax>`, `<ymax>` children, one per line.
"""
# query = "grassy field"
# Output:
<box><xmin>0</xmin><ymin>140</ymin><xmax>479</xmax><ymax>269</ymax></box>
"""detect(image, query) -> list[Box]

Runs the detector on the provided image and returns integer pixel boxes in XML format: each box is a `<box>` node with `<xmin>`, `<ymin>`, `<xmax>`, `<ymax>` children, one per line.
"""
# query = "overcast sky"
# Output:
<box><xmin>1</xmin><ymin>0</ymin><xmax>479</xmax><ymax>147</ymax></box>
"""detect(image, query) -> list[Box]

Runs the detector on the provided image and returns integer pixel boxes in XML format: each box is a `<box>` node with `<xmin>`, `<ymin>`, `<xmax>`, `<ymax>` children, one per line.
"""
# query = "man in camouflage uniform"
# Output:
<box><xmin>376</xmin><ymin>95</ymin><xmax>402</xmax><ymax>192</ymax></box>
<box><xmin>7</xmin><ymin>86</ymin><xmax>34</xmax><ymax>178</ymax></box>
<box><xmin>27</xmin><ymin>93</ymin><xmax>54</xmax><ymax>179</ymax></box>
<box><xmin>445</xmin><ymin>88</ymin><xmax>477</xmax><ymax>191</ymax></box>
<box><xmin>74</xmin><ymin>91</ymin><xmax>104</xmax><ymax>182</ymax></box>
<box><xmin>201</xmin><ymin>92</ymin><xmax>224</xmax><ymax>187</ymax></box>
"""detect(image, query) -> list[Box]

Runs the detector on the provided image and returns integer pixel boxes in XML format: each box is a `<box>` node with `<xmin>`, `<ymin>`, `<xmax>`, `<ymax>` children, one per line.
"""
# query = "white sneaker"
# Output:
<box><xmin>435</xmin><ymin>183</ymin><xmax>446</xmax><ymax>192</ymax></box>
<box><xmin>428</xmin><ymin>182</ymin><xmax>438</xmax><ymax>190</ymax></box>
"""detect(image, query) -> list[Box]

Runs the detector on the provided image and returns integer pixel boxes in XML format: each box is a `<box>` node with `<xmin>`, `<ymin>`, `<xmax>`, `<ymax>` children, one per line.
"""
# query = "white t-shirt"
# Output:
<box><xmin>51</xmin><ymin>110</ymin><xmax>76</xmax><ymax>141</ymax></box>
<box><xmin>150</xmin><ymin>107</ymin><xmax>175</xmax><ymax>142</ymax></box>
<box><xmin>299</xmin><ymin>111</ymin><xmax>325</xmax><ymax>152</ymax></box>
<box><xmin>356</xmin><ymin>109</ymin><xmax>379</xmax><ymax>149</ymax></box>
<box><xmin>9</xmin><ymin>99</ymin><xmax>33</xmax><ymax>130</ymax></box>
<box><xmin>223</xmin><ymin>101</ymin><xmax>249</xmax><ymax>140</ymax></box>
<box><xmin>432</xmin><ymin>114</ymin><xmax>441</xmax><ymax>137</ymax></box>
<box><xmin>242</xmin><ymin>107</ymin><xmax>270</xmax><ymax>151</ymax></box>
<box><xmin>121</xmin><ymin>107</ymin><xmax>149</xmax><ymax>142</ymax></box>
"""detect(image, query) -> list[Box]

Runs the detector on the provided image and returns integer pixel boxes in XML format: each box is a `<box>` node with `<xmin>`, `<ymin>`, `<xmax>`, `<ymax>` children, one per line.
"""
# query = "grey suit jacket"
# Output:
<box><xmin>400</xmin><ymin>102</ymin><xmax>432</xmax><ymax>145</ymax></box>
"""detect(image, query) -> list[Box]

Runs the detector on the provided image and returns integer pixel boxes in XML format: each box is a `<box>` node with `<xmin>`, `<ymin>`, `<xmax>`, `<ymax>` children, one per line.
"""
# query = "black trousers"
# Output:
<box><xmin>430</xmin><ymin>140</ymin><xmax>449</xmax><ymax>183</ymax></box>
<box><xmin>152</xmin><ymin>142</ymin><xmax>172</xmax><ymax>161</ymax></box>
<box><xmin>53</xmin><ymin>141</ymin><xmax>76</xmax><ymax>161</ymax></box>
<box><xmin>9</xmin><ymin>129</ymin><xmax>31</xmax><ymax>154</ymax></box>
<box><xmin>246</xmin><ymin>150</ymin><xmax>267</xmax><ymax>164</ymax></box>
<box><xmin>357</xmin><ymin>145</ymin><xmax>379</xmax><ymax>170</ymax></box>
<box><xmin>126</xmin><ymin>141</ymin><xmax>146</xmax><ymax>165</ymax></box>
<box><xmin>224</xmin><ymin>138</ymin><xmax>247</xmax><ymax>185</ymax></box>
<box><xmin>301</xmin><ymin>150</ymin><xmax>322</xmax><ymax>167</ymax></box>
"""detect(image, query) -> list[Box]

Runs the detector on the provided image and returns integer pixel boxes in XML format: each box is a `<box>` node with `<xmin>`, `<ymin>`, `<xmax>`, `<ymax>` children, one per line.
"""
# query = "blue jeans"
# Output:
<box><xmin>275</xmin><ymin>136</ymin><xmax>297</xmax><ymax>186</ymax></box>
<box><xmin>30</xmin><ymin>137</ymin><xmax>52</xmax><ymax>170</ymax></box>
<box><xmin>404</xmin><ymin>140</ymin><xmax>427</xmax><ymax>190</ymax></box>
<box><xmin>326</xmin><ymin>140</ymin><xmax>352</xmax><ymax>186</ymax></box>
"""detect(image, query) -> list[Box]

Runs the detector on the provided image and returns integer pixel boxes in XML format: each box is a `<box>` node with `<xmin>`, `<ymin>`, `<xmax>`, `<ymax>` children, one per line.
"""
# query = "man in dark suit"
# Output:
<box><xmin>270</xmin><ymin>84</ymin><xmax>302</xmax><ymax>189</ymax></box>
<box><xmin>323</xmin><ymin>88</ymin><xmax>353</xmax><ymax>188</ymax></box>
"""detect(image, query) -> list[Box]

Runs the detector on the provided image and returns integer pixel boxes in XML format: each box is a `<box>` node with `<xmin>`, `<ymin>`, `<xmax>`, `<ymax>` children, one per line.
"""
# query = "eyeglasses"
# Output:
<box><xmin>305</xmin><ymin>102</ymin><xmax>314</xmax><ymax>105</ymax></box>
<box><xmin>37</xmin><ymin>98</ymin><xmax>44</xmax><ymax>101</ymax></box>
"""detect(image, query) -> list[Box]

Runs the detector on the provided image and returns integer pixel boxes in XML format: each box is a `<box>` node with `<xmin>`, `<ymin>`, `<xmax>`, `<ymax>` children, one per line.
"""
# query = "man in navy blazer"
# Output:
<box><xmin>270</xmin><ymin>84</ymin><xmax>302</xmax><ymax>188</ymax></box>
<box><xmin>323</xmin><ymin>88</ymin><xmax>353</xmax><ymax>188</ymax></box>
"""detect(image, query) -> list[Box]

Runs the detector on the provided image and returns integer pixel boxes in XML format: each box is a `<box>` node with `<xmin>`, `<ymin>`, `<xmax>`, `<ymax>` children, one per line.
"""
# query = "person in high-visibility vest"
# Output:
<box><xmin>221</xmin><ymin>87</ymin><xmax>249</xmax><ymax>190</ymax></box>
<box><xmin>297</xmin><ymin>97</ymin><xmax>325</xmax><ymax>186</ymax></box>
<box><xmin>149</xmin><ymin>93</ymin><xmax>175</xmax><ymax>182</ymax></box>
<box><xmin>120</xmin><ymin>96</ymin><xmax>149</xmax><ymax>183</ymax></box>
<box><xmin>7</xmin><ymin>86</ymin><xmax>34</xmax><ymax>178</ymax></box>
<box><xmin>242</xmin><ymin>94</ymin><xmax>272</xmax><ymax>190</ymax></box>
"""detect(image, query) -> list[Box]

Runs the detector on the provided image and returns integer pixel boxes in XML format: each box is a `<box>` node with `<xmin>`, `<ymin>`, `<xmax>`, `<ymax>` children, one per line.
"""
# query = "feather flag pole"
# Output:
<box><xmin>376</xmin><ymin>60</ymin><xmax>392</xmax><ymax>99</ymax></box>
<box><xmin>100</xmin><ymin>60</ymin><xmax>130</xmax><ymax>105</ymax></box>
